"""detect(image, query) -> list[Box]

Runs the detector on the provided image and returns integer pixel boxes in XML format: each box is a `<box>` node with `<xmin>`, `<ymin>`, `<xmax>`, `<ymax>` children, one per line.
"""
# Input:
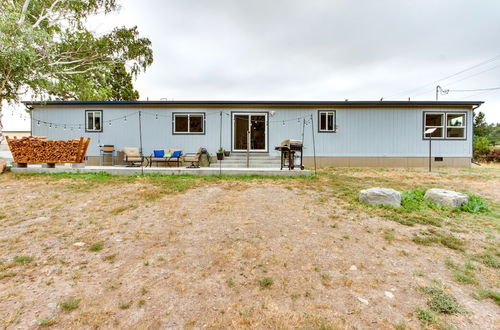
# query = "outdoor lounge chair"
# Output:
<box><xmin>183</xmin><ymin>147</ymin><xmax>202</xmax><ymax>168</ymax></box>
<box><xmin>122</xmin><ymin>147</ymin><xmax>145</xmax><ymax>167</ymax></box>
<box><xmin>149</xmin><ymin>149</ymin><xmax>183</xmax><ymax>167</ymax></box>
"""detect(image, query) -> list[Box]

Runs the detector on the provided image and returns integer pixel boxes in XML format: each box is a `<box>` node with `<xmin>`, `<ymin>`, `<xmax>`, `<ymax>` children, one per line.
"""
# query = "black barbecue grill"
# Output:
<box><xmin>275</xmin><ymin>139</ymin><xmax>304</xmax><ymax>170</ymax></box>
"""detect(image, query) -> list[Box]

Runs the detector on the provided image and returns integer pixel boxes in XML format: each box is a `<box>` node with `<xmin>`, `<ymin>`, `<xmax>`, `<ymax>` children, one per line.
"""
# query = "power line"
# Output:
<box><xmin>448</xmin><ymin>86</ymin><xmax>500</xmax><ymax>92</ymax></box>
<box><xmin>387</xmin><ymin>52</ymin><xmax>500</xmax><ymax>98</ymax></box>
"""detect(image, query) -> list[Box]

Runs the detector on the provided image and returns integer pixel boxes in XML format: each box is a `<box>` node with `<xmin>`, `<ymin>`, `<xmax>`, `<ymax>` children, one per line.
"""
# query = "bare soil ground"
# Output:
<box><xmin>0</xmin><ymin>166</ymin><xmax>498</xmax><ymax>329</ymax></box>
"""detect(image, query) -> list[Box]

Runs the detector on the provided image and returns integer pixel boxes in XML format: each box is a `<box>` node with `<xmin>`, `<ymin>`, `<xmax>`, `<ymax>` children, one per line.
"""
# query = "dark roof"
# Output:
<box><xmin>23</xmin><ymin>100</ymin><xmax>483</xmax><ymax>108</ymax></box>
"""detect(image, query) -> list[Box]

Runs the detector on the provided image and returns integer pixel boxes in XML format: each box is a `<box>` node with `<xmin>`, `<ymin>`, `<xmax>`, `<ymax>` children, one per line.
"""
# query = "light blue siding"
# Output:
<box><xmin>30</xmin><ymin>106</ymin><xmax>473</xmax><ymax>158</ymax></box>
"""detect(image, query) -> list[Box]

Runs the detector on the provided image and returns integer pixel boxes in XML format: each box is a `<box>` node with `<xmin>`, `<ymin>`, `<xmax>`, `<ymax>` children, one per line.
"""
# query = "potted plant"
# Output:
<box><xmin>224</xmin><ymin>150</ymin><xmax>230</xmax><ymax>157</ymax></box>
<box><xmin>216</xmin><ymin>147</ymin><xmax>224</xmax><ymax>161</ymax></box>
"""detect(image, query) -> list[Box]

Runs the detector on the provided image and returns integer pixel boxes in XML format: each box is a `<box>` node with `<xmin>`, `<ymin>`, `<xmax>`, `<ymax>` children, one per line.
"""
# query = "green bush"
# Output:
<box><xmin>401</xmin><ymin>190</ymin><xmax>426</xmax><ymax>211</ymax></box>
<box><xmin>459</xmin><ymin>195</ymin><xmax>489</xmax><ymax>214</ymax></box>
<box><xmin>473</xmin><ymin>136</ymin><xmax>492</xmax><ymax>159</ymax></box>
<box><xmin>419</xmin><ymin>287</ymin><xmax>464</xmax><ymax>314</ymax></box>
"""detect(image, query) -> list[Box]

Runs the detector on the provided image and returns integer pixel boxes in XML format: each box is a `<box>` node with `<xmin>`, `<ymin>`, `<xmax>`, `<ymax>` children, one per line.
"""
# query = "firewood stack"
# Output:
<box><xmin>6</xmin><ymin>136</ymin><xmax>91</xmax><ymax>164</ymax></box>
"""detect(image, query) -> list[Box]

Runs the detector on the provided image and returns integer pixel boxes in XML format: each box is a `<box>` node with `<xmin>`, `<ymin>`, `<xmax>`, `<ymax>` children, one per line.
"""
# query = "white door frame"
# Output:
<box><xmin>231</xmin><ymin>112</ymin><xmax>268</xmax><ymax>152</ymax></box>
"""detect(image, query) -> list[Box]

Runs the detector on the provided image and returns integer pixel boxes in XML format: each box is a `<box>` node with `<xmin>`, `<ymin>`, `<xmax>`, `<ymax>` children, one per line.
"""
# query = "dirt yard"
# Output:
<box><xmin>0</xmin><ymin>166</ymin><xmax>498</xmax><ymax>329</ymax></box>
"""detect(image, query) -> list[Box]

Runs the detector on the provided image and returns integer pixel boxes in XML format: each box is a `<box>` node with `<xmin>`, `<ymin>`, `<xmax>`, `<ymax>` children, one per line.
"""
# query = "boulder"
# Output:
<box><xmin>0</xmin><ymin>159</ymin><xmax>6</xmax><ymax>174</ymax></box>
<box><xmin>359</xmin><ymin>187</ymin><xmax>401</xmax><ymax>208</ymax></box>
<box><xmin>424</xmin><ymin>188</ymin><xmax>468</xmax><ymax>209</ymax></box>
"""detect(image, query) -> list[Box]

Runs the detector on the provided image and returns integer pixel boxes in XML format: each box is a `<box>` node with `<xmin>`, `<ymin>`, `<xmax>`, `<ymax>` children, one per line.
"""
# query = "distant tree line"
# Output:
<box><xmin>474</xmin><ymin>111</ymin><xmax>500</xmax><ymax>161</ymax></box>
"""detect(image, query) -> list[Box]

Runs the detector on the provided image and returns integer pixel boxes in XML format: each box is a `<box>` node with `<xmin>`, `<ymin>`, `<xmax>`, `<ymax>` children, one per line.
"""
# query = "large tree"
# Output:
<box><xmin>0</xmin><ymin>0</ymin><xmax>153</xmax><ymax>140</ymax></box>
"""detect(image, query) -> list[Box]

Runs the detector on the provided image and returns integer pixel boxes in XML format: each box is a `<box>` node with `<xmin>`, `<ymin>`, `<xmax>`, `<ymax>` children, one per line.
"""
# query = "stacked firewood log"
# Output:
<box><xmin>6</xmin><ymin>136</ymin><xmax>90</xmax><ymax>164</ymax></box>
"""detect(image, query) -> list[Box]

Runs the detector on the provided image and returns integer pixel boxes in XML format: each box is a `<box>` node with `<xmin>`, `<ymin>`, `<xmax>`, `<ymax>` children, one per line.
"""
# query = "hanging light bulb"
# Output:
<box><xmin>124</xmin><ymin>116</ymin><xmax>127</xmax><ymax>122</ymax></box>
<box><xmin>64</xmin><ymin>125</ymin><xmax>66</xmax><ymax>130</ymax></box>
<box><xmin>155</xmin><ymin>113</ymin><xmax>158</xmax><ymax>120</ymax></box>
<box><xmin>49</xmin><ymin>123</ymin><xmax>52</xmax><ymax>128</ymax></box>
<box><xmin>37</xmin><ymin>121</ymin><xmax>40</xmax><ymax>126</ymax></box>
<box><xmin>109</xmin><ymin>121</ymin><xmax>112</xmax><ymax>126</ymax></box>
<box><xmin>282</xmin><ymin>120</ymin><xmax>285</xmax><ymax>126</ymax></box>
<box><xmin>55</xmin><ymin>125</ymin><xmax>58</xmax><ymax>129</ymax></box>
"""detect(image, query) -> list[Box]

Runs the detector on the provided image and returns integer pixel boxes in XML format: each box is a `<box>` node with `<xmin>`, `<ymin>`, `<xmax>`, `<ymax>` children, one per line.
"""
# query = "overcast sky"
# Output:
<box><xmin>5</xmin><ymin>0</ymin><xmax>500</xmax><ymax>130</ymax></box>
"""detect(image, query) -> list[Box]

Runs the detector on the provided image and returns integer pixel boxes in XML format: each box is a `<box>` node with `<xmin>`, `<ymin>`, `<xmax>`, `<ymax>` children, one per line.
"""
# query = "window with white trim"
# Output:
<box><xmin>446</xmin><ymin>113</ymin><xmax>466</xmax><ymax>138</ymax></box>
<box><xmin>86</xmin><ymin>110</ymin><xmax>102</xmax><ymax>132</ymax></box>
<box><xmin>318</xmin><ymin>110</ymin><xmax>336</xmax><ymax>132</ymax></box>
<box><xmin>423</xmin><ymin>112</ymin><xmax>466</xmax><ymax>139</ymax></box>
<box><xmin>173</xmin><ymin>113</ymin><xmax>205</xmax><ymax>134</ymax></box>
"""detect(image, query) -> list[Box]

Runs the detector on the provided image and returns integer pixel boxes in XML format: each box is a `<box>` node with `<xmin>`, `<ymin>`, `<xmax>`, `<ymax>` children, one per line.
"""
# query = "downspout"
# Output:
<box><xmin>471</xmin><ymin>104</ymin><xmax>482</xmax><ymax>166</ymax></box>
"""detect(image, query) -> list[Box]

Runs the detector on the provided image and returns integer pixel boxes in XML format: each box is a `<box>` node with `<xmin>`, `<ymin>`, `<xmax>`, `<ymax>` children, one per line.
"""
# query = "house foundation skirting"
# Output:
<box><xmin>84</xmin><ymin>155</ymin><xmax>471</xmax><ymax>168</ymax></box>
<box><xmin>301</xmin><ymin>157</ymin><xmax>471</xmax><ymax>168</ymax></box>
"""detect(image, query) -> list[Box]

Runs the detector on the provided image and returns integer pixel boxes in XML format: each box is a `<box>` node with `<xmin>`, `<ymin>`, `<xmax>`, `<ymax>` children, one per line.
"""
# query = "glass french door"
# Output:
<box><xmin>232</xmin><ymin>113</ymin><xmax>268</xmax><ymax>152</ymax></box>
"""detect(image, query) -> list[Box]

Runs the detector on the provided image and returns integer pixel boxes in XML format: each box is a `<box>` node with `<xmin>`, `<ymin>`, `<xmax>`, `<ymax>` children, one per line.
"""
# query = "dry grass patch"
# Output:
<box><xmin>0</xmin><ymin>168</ymin><xmax>498</xmax><ymax>328</ymax></box>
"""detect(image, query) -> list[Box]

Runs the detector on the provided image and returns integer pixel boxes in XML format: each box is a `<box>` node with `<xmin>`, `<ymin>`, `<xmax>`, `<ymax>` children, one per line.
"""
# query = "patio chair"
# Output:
<box><xmin>183</xmin><ymin>147</ymin><xmax>202</xmax><ymax>168</ymax></box>
<box><xmin>166</xmin><ymin>149</ymin><xmax>183</xmax><ymax>167</ymax></box>
<box><xmin>122</xmin><ymin>147</ymin><xmax>144</xmax><ymax>167</ymax></box>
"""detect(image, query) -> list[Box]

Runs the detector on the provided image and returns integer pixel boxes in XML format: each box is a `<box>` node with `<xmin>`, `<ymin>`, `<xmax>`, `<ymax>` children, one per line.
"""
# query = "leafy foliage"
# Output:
<box><xmin>474</xmin><ymin>136</ymin><xmax>492</xmax><ymax>159</ymax></box>
<box><xmin>0</xmin><ymin>0</ymin><xmax>153</xmax><ymax>139</ymax></box>
<box><xmin>458</xmin><ymin>194</ymin><xmax>489</xmax><ymax>214</ymax></box>
<box><xmin>419</xmin><ymin>286</ymin><xmax>464</xmax><ymax>314</ymax></box>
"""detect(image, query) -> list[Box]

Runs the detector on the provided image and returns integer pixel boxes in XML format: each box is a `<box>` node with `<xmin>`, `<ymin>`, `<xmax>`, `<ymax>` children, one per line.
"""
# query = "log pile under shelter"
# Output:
<box><xmin>6</xmin><ymin>136</ymin><xmax>90</xmax><ymax>165</ymax></box>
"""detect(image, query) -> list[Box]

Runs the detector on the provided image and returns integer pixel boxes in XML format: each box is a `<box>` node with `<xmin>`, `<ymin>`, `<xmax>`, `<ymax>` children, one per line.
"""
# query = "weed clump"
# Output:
<box><xmin>89</xmin><ymin>242</ymin><xmax>104</xmax><ymax>252</ymax></box>
<box><xmin>259</xmin><ymin>277</ymin><xmax>273</xmax><ymax>288</ymax></box>
<box><xmin>419</xmin><ymin>287</ymin><xmax>464</xmax><ymax>314</ymax></box>
<box><xmin>458</xmin><ymin>195</ymin><xmax>489</xmax><ymax>214</ymax></box>
<box><xmin>13</xmin><ymin>255</ymin><xmax>33</xmax><ymax>264</ymax></box>
<box><xmin>412</xmin><ymin>229</ymin><xmax>464</xmax><ymax>251</ymax></box>
<box><xmin>416</xmin><ymin>307</ymin><xmax>435</xmax><ymax>326</ymax></box>
<box><xmin>474</xmin><ymin>252</ymin><xmax>499</xmax><ymax>269</ymax></box>
<box><xmin>60</xmin><ymin>297</ymin><xmax>81</xmax><ymax>312</ymax></box>
<box><xmin>472</xmin><ymin>288</ymin><xmax>500</xmax><ymax>306</ymax></box>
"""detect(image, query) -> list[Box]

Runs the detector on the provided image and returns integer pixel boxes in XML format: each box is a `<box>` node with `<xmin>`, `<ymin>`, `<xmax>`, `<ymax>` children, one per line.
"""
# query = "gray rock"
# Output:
<box><xmin>359</xmin><ymin>187</ymin><xmax>401</xmax><ymax>208</ymax></box>
<box><xmin>424</xmin><ymin>188</ymin><xmax>468</xmax><ymax>209</ymax></box>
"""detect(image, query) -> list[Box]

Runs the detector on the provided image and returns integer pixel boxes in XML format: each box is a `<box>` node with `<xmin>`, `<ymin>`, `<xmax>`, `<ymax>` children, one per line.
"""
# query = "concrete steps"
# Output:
<box><xmin>210</xmin><ymin>153</ymin><xmax>282</xmax><ymax>168</ymax></box>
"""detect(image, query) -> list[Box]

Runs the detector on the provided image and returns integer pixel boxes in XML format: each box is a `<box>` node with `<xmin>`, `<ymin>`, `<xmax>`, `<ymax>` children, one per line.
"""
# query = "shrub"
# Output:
<box><xmin>259</xmin><ymin>277</ymin><xmax>274</xmax><ymax>288</ymax></box>
<box><xmin>401</xmin><ymin>190</ymin><xmax>426</xmax><ymax>211</ymax></box>
<box><xmin>416</xmin><ymin>307</ymin><xmax>435</xmax><ymax>326</ymax></box>
<box><xmin>89</xmin><ymin>242</ymin><xmax>103</xmax><ymax>252</ymax></box>
<box><xmin>60</xmin><ymin>297</ymin><xmax>81</xmax><ymax>311</ymax></box>
<box><xmin>419</xmin><ymin>287</ymin><xmax>463</xmax><ymax>314</ymax></box>
<box><xmin>459</xmin><ymin>195</ymin><xmax>489</xmax><ymax>214</ymax></box>
<box><xmin>473</xmin><ymin>136</ymin><xmax>491</xmax><ymax>159</ymax></box>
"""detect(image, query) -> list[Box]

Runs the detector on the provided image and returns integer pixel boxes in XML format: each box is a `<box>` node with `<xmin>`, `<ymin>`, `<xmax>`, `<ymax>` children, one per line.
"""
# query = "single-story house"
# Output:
<box><xmin>23</xmin><ymin>100</ymin><xmax>483</xmax><ymax>168</ymax></box>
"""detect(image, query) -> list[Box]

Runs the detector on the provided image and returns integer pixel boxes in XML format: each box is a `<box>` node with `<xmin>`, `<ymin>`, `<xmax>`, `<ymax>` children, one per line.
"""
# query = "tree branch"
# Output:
<box><xmin>32</xmin><ymin>0</ymin><xmax>63</xmax><ymax>28</ymax></box>
<box><xmin>17</xmin><ymin>0</ymin><xmax>31</xmax><ymax>25</ymax></box>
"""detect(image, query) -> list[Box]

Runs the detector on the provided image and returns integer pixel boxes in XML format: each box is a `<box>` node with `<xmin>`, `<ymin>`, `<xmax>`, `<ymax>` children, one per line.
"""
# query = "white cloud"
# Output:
<box><xmin>5</xmin><ymin>0</ymin><xmax>500</xmax><ymax>130</ymax></box>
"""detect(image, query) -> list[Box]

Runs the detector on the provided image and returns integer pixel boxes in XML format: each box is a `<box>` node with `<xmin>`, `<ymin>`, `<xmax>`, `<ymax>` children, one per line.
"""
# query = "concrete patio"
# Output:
<box><xmin>10</xmin><ymin>164</ymin><xmax>311</xmax><ymax>176</ymax></box>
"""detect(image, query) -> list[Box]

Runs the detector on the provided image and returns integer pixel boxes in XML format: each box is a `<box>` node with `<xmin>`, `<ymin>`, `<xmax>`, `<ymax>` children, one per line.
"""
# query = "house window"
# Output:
<box><xmin>86</xmin><ymin>110</ymin><xmax>102</xmax><ymax>132</ymax></box>
<box><xmin>423</xmin><ymin>112</ymin><xmax>466</xmax><ymax>139</ymax></box>
<box><xmin>173</xmin><ymin>113</ymin><xmax>205</xmax><ymax>134</ymax></box>
<box><xmin>424</xmin><ymin>113</ymin><xmax>444</xmax><ymax>138</ymax></box>
<box><xmin>318</xmin><ymin>110</ymin><xmax>336</xmax><ymax>132</ymax></box>
<box><xmin>446</xmin><ymin>113</ymin><xmax>466</xmax><ymax>138</ymax></box>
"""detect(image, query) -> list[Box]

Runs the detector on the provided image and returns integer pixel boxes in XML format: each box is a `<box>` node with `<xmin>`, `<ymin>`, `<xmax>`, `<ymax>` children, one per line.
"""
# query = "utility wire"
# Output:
<box><xmin>387</xmin><ymin>53</ymin><xmax>500</xmax><ymax>98</ymax></box>
<box><xmin>448</xmin><ymin>86</ymin><xmax>500</xmax><ymax>92</ymax></box>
